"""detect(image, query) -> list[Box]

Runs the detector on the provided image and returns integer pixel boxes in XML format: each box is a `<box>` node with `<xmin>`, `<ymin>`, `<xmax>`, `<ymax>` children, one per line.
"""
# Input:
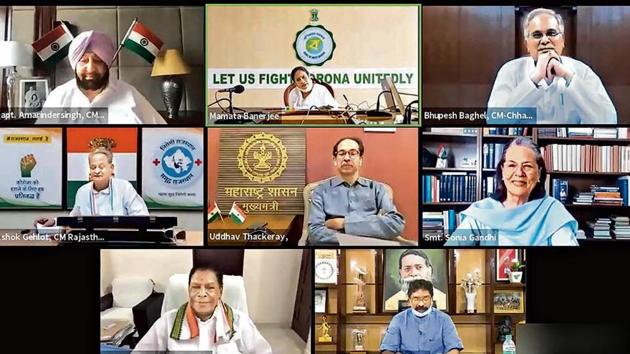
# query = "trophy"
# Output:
<box><xmin>460</xmin><ymin>270</ymin><xmax>482</xmax><ymax>314</ymax></box>
<box><xmin>351</xmin><ymin>328</ymin><xmax>367</xmax><ymax>350</ymax></box>
<box><xmin>318</xmin><ymin>315</ymin><xmax>332</xmax><ymax>343</ymax></box>
<box><xmin>352</xmin><ymin>264</ymin><xmax>368</xmax><ymax>313</ymax></box>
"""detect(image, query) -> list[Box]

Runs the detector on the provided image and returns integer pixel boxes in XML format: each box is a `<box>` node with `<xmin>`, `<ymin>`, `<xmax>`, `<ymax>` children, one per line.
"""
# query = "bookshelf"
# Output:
<box><xmin>315</xmin><ymin>249</ymin><xmax>527</xmax><ymax>354</ymax></box>
<box><xmin>422</xmin><ymin>127</ymin><xmax>630</xmax><ymax>242</ymax></box>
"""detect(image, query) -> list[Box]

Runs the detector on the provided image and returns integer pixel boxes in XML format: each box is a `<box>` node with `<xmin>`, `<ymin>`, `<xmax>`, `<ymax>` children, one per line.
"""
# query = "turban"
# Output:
<box><xmin>68</xmin><ymin>31</ymin><xmax>115</xmax><ymax>70</ymax></box>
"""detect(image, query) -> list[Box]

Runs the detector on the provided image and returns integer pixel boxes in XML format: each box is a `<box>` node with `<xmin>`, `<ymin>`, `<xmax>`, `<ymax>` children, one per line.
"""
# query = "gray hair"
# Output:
<box><xmin>88</xmin><ymin>147</ymin><xmax>114</xmax><ymax>164</ymax></box>
<box><xmin>523</xmin><ymin>8</ymin><xmax>565</xmax><ymax>39</ymax></box>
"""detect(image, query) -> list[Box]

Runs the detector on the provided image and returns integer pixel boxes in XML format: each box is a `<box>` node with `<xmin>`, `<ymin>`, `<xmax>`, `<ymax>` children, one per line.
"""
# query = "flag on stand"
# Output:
<box><xmin>228</xmin><ymin>202</ymin><xmax>247</xmax><ymax>224</ymax></box>
<box><xmin>32</xmin><ymin>23</ymin><xmax>74</xmax><ymax>66</ymax></box>
<box><xmin>121</xmin><ymin>19</ymin><xmax>163</xmax><ymax>63</ymax></box>
<box><xmin>208</xmin><ymin>202</ymin><xmax>223</xmax><ymax>223</ymax></box>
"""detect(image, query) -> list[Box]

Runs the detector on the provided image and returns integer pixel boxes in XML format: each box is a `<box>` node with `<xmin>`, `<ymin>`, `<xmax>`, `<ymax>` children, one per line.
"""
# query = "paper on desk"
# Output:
<box><xmin>35</xmin><ymin>223</ymin><xmax>63</xmax><ymax>235</ymax></box>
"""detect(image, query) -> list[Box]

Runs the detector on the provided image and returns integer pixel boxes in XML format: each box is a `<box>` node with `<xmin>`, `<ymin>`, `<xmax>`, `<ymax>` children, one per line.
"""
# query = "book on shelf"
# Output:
<box><xmin>422</xmin><ymin>210</ymin><xmax>465</xmax><ymax>236</ymax></box>
<box><xmin>423</xmin><ymin>173</ymin><xmax>477</xmax><ymax>203</ymax></box>
<box><xmin>427</xmin><ymin>128</ymin><xmax>479</xmax><ymax>134</ymax></box>
<box><xmin>483</xmin><ymin>143</ymin><xmax>505</xmax><ymax>169</ymax></box>
<box><xmin>540</xmin><ymin>144</ymin><xmax>630</xmax><ymax>173</ymax></box>
<box><xmin>611</xmin><ymin>216</ymin><xmax>630</xmax><ymax>239</ymax></box>
<box><xmin>586</xmin><ymin>217</ymin><xmax>613</xmax><ymax>239</ymax></box>
<box><xmin>482</xmin><ymin>176</ymin><xmax>495</xmax><ymax>198</ymax></box>
<box><xmin>484</xmin><ymin>128</ymin><xmax>530</xmax><ymax>136</ymax></box>
<box><xmin>552</xmin><ymin>179</ymin><xmax>569</xmax><ymax>203</ymax></box>
<box><xmin>537</xmin><ymin>127</ymin><xmax>628</xmax><ymax>139</ymax></box>
<box><xmin>570</xmin><ymin>184</ymin><xmax>627</xmax><ymax>206</ymax></box>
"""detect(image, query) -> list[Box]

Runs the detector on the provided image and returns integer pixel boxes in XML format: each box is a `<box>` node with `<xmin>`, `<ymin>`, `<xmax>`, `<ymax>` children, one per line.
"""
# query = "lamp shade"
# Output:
<box><xmin>151</xmin><ymin>49</ymin><xmax>190</xmax><ymax>77</ymax></box>
<box><xmin>0</xmin><ymin>41</ymin><xmax>32</xmax><ymax>68</ymax></box>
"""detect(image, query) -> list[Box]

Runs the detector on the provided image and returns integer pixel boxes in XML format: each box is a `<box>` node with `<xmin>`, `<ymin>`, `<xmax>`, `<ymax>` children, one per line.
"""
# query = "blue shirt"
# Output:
<box><xmin>380</xmin><ymin>308</ymin><xmax>463</xmax><ymax>354</ymax></box>
<box><xmin>308</xmin><ymin>177</ymin><xmax>405</xmax><ymax>244</ymax></box>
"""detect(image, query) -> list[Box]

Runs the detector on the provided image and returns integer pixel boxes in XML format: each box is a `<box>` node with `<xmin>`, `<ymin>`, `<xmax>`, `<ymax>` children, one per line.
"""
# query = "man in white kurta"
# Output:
<box><xmin>134</xmin><ymin>266</ymin><xmax>272</xmax><ymax>353</ymax></box>
<box><xmin>41</xmin><ymin>30</ymin><xmax>166</xmax><ymax>125</ymax></box>
<box><xmin>487</xmin><ymin>8</ymin><xmax>616</xmax><ymax>124</ymax></box>
<box><xmin>70</xmin><ymin>177</ymin><xmax>148</xmax><ymax>216</ymax></box>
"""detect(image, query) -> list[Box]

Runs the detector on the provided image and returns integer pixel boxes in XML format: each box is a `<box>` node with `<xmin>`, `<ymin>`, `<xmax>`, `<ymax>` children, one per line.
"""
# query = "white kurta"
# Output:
<box><xmin>288</xmin><ymin>83</ymin><xmax>339</xmax><ymax>110</ymax></box>
<box><xmin>69</xmin><ymin>178</ymin><xmax>149</xmax><ymax>216</ymax></box>
<box><xmin>41</xmin><ymin>77</ymin><xmax>166</xmax><ymax>124</ymax></box>
<box><xmin>134</xmin><ymin>307</ymin><xmax>273</xmax><ymax>353</ymax></box>
<box><xmin>487</xmin><ymin>56</ymin><xmax>617</xmax><ymax>124</ymax></box>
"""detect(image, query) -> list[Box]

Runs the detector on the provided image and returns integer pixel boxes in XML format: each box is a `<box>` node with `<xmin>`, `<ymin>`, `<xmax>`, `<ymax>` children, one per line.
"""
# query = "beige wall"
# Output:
<box><xmin>243</xmin><ymin>249</ymin><xmax>302</xmax><ymax>325</ymax></box>
<box><xmin>207</xmin><ymin>5</ymin><xmax>419</xmax><ymax>107</ymax></box>
<box><xmin>100</xmin><ymin>249</ymin><xmax>193</xmax><ymax>296</ymax></box>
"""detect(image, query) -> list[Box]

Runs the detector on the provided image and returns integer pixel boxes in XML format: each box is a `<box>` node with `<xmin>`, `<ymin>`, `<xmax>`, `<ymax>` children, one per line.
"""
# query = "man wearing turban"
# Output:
<box><xmin>42</xmin><ymin>31</ymin><xmax>166</xmax><ymax>124</ymax></box>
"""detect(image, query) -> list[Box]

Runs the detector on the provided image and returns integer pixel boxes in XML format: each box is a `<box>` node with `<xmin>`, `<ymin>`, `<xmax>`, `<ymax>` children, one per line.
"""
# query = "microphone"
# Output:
<box><xmin>343</xmin><ymin>94</ymin><xmax>350</xmax><ymax>109</ymax></box>
<box><xmin>218</xmin><ymin>85</ymin><xmax>245</xmax><ymax>94</ymax></box>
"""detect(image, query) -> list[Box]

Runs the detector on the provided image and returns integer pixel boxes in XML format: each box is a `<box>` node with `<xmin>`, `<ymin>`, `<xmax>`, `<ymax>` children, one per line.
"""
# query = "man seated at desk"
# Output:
<box><xmin>134</xmin><ymin>265</ymin><xmax>272</xmax><ymax>353</ymax></box>
<box><xmin>308</xmin><ymin>137</ymin><xmax>405</xmax><ymax>244</ymax></box>
<box><xmin>41</xmin><ymin>30</ymin><xmax>166</xmax><ymax>124</ymax></box>
<box><xmin>35</xmin><ymin>138</ymin><xmax>148</xmax><ymax>227</ymax></box>
<box><xmin>287</xmin><ymin>66</ymin><xmax>340</xmax><ymax>110</ymax></box>
<box><xmin>380</xmin><ymin>279</ymin><xmax>463</xmax><ymax>354</ymax></box>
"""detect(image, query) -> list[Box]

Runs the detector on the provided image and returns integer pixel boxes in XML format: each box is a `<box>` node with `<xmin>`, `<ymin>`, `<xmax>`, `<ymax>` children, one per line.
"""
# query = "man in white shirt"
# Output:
<box><xmin>41</xmin><ymin>30</ymin><xmax>166</xmax><ymax>124</ymax></box>
<box><xmin>487</xmin><ymin>8</ymin><xmax>616</xmax><ymax>124</ymax></box>
<box><xmin>134</xmin><ymin>266</ymin><xmax>272</xmax><ymax>353</ymax></box>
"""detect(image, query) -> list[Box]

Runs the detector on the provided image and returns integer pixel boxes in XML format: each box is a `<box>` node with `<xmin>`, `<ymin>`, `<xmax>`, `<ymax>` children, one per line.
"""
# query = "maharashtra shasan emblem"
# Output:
<box><xmin>237</xmin><ymin>133</ymin><xmax>288</xmax><ymax>183</ymax></box>
<box><xmin>293</xmin><ymin>9</ymin><xmax>336</xmax><ymax>66</ymax></box>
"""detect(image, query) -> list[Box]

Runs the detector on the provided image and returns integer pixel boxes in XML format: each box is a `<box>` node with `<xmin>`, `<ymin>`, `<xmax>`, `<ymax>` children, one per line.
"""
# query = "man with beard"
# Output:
<box><xmin>487</xmin><ymin>8</ymin><xmax>616</xmax><ymax>124</ymax></box>
<box><xmin>308</xmin><ymin>137</ymin><xmax>405</xmax><ymax>245</ymax></box>
<box><xmin>385</xmin><ymin>249</ymin><xmax>447</xmax><ymax>311</ymax></box>
<box><xmin>380</xmin><ymin>279</ymin><xmax>463</xmax><ymax>354</ymax></box>
<box><xmin>42</xmin><ymin>31</ymin><xmax>165</xmax><ymax>124</ymax></box>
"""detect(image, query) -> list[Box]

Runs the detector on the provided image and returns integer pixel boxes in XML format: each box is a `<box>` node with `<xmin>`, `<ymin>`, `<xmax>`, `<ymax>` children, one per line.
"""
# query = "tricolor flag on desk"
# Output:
<box><xmin>32</xmin><ymin>23</ymin><xmax>74</xmax><ymax>66</ymax></box>
<box><xmin>208</xmin><ymin>202</ymin><xmax>223</xmax><ymax>223</ymax></box>
<box><xmin>121</xmin><ymin>19</ymin><xmax>163</xmax><ymax>63</ymax></box>
<box><xmin>228</xmin><ymin>202</ymin><xmax>247</xmax><ymax>224</ymax></box>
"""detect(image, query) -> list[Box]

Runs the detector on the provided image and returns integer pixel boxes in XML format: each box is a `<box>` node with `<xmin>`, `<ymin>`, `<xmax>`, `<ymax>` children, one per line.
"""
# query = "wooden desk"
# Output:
<box><xmin>0</xmin><ymin>229</ymin><xmax>202</xmax><ymax>246</ymax></box>
<box><xmin>207</xmin><ymin>214</ymin><xmax>302</xmax><ymax>246</ymax></box>
<box><xmin>160</xmin><ymin>110</ymin><xmax>204</xmax><ymax>125</ymax></box>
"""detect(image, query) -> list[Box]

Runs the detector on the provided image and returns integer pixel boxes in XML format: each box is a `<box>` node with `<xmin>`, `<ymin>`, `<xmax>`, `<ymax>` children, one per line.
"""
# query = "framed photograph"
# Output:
<box><xmin>383</xmin><ymin>249</ymin><xmax>448</xmax><ymax>312</ymax></box>
<box><xmin>493</xmin><ymin>290</ymin><xmax>524</xmax><ymax>313</ymax></box>
<box><xmin>496</xmin><ymin>249</ymin><xmax>519</xmax><ymax>282</ymax></box>
<box><xmin>314</xmin><ymin>288</ymin><xmax>327</xmax><ymax>314</ymax></box>
<box><xmin>315</xmin><ymin>250</ymin><xmax>338</xmax><ymax>285</ymax></box>
<box><xmin>18</xmin><ymin>78</ymin><xmax>49</xmax><ymax>112</ymax></box>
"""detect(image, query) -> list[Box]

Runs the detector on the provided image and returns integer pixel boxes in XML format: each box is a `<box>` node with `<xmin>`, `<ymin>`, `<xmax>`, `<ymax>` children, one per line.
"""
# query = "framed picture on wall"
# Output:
<box><xmin>314</xmin><ymin>288</ymin><xmax>327</xmax><ymax>313</ymax></box>
<box><xmin>496</xmin><ymin>249</ymin><xmax>519</xmax><ymax>282</ymax></box>
<box><xmin>493</xmin><ymin>290</ymin><xmax>524</xmax><ymax>313</ymax></box>
<box><xmin>382</xmin><ymin>249</ymin><xmax>448</xmax><ymax>312</ymax></box>
<box><xmin>18</xmin><ymin>78</ymin><xmax>49</xmax><ymax>113</ymax></box>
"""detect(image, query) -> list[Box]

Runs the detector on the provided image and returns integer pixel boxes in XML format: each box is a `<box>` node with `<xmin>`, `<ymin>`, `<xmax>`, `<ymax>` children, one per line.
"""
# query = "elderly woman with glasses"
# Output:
<box><xmin>446</xmin><ymin>137</ymin><xmax>578</xmax><ymax>246</ymax></box>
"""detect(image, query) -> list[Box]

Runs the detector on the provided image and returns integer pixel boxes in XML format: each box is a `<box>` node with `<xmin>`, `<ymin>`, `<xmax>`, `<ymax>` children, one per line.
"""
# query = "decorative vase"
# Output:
<box><xmin>465</xmin><ymin>292</ymin><xmax>477</xmax><ymax>313</ymax></box>
<box><xmin>509</xmin><ymin>271</ymin><xmax>523</xmax><ymax>283</ymax></box>
<box><xmin>161</xmin><ymin>76</ymin><xmax>184</xmax><ymax>119</ymax></box>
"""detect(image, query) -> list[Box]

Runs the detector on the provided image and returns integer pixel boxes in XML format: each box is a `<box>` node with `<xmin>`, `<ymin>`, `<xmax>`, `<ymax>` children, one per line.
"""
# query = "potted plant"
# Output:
<box><xmin>506</xmin><ymin>259</ymin><xmax>525</xmax><ymax>283</ymax></box>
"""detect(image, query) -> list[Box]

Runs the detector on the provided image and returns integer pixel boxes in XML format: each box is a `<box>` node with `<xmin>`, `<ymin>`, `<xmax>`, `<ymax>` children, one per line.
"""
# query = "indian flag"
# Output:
<box><xmin>228</xmin><ymin>202</ymin><xmax>246</xmax><ymax>224</ymax></box>
<box><xmin>32</xmin><ymin>23</ymin><xmax>73</xmax><ymax>66</ymax></box>
<box><xmin>66</xmin><ymin>128</ymin><xmax>138</xmax><ymax>210</ymax></box>
<box><xmin>208</xmin><ymin>202</ymin><xmax>222</xmax><ymax>223</ymax></box>
<box><xmin>122</xmin><ymin>20</ymin><xmax>163</xmax><ymax>63</ymax></box>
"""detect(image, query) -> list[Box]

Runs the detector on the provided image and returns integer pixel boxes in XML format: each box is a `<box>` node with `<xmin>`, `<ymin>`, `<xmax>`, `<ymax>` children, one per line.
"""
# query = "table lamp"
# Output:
<box><xmin>151</xmin><ymin>49</ymin><xmax>191</xmax><ymax>119</ymax></box>
<box><xmin>0</xmin><ymin>41</ymin><xmax>32</xmax><ymax>109</ymax></box>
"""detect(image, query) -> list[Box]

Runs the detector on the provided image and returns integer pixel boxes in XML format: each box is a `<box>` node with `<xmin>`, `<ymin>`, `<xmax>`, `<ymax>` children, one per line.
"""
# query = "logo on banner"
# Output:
<box><xmin>153</xmin><ymin>138</ymin><xmax>203</xmax><ymax>185</ymax></box>
<box><xmin>293</xmin><ymin>9</ymin><xmax>336</xmax><ymax>66</ymax></box>
<box><xmin>238</xmin><ymin>133</ymin><xmax>288</xmax><ymax>183</ymax></box>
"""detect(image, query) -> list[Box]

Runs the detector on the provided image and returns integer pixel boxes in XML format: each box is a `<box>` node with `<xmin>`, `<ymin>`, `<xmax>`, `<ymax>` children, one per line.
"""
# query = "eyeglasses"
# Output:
<box><xmin>410</xmin><ymin>295</ymin><xmax>432</xmax><ymax>303</ymax></box>
<box><xmin>335</xmin><ymin>149</ymin><xmax>361</xmax><ymax>159</ymax></box>
<box><xmin>527</xmin><ymin>30</ymin><xmax>562</xmax><ymax>40</ymax></box>
<box><xmin>503</xmin><ymin>162</ymin><xmax>537</xmax><ymax>175</ymax></box>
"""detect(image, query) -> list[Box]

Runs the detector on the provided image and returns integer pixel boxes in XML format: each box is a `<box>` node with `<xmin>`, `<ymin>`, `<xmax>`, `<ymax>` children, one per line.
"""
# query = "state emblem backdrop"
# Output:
<box><xmin>142</xmin><ymin>128</ymin><xmax>204</xmax><ymax>209</ymax></box>
<box><xmin>216</xmin><ymin>129</ymin><xmax>305</xmax><ymax>215</ymax></box>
